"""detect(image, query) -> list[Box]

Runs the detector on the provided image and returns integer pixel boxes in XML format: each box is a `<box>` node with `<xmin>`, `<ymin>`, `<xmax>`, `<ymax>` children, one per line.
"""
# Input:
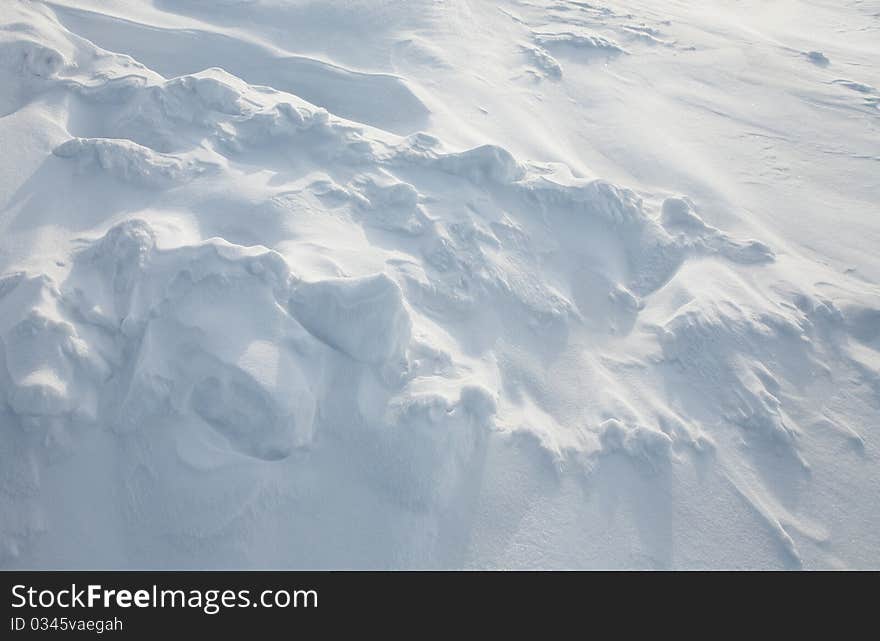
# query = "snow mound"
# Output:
<box><xmin>0</xmin><ymin>274</ymin><xmax>105</xmax><ymax>422</ymax></box>
<box><xmin>290</xmin><ymin>274</ymin><xmax>411</xmax><ymax>366</ymax></box>
<box><xmin>661</xmin><ymin>197</ymin><xmax>775</xmax><ymax>265</ymax></box>
<box><xmin>1</xmin><ymin>221</ymin><xmax>315</xmax><ymax>459</ymax></box>
<box><xmin>53</xmin><ymin>137</ymin><xmax>213</xmax><ymax>188</ymax></box>
<box><xmin>420</xmin><ymin>144</ymin><xmax>526</xmax><ymax>185</ymax></box>
<box><xmin>521</xmin><ymin>44</ymin><xmax>564</xmax><ymax>79</ymax></box>
<box><xmin>533</xmin><ymin>31</ymin><xmax>627</xmax><ymax>56</ymax></box>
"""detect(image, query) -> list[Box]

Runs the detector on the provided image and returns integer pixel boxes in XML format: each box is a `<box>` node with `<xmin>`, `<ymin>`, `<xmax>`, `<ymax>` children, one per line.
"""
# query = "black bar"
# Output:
<box><xmin>1</xmin><ymin>570</ymin><xmax>875</xmax><ymax>635</ymax></box>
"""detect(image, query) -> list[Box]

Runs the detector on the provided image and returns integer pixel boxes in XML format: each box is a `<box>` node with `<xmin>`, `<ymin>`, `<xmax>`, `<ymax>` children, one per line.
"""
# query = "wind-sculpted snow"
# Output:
<box><xmin>48</xmin><ymin>1</ymin><xmax>431</xmax><ymax>134</ymax></box>
<box><xmin>1</xmin><ymin>0</ymin><xmax>878</xmax><ymax>569</ymax></box>
<box><xmin>53</xmin><ymin>137</ymin><xmax>215</xmax><ymax>188</ymax></box>
<box><xmin>533</xmin><ymin>30</ymin><xmax>627</xmax><ymax>57</ymax></box>
<box><xmin>290</xmin><ymin>274</ymin><xmax>411</xmax><ymax>366</ymax></box>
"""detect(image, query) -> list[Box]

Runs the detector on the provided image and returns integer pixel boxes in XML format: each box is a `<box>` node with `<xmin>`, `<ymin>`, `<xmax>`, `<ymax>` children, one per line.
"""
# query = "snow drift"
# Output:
<box><xmin>1</xmin><ymin>0</ymin><xmax>878</xmax><ymax>568</ymax></box>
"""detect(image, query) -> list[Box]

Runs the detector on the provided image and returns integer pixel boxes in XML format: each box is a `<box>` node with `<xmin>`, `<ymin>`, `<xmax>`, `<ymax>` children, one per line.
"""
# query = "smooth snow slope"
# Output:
<box><xmin>1</xmin><ymin>0</ymin><xmax>878</xmax><ymax>569</ymax></box>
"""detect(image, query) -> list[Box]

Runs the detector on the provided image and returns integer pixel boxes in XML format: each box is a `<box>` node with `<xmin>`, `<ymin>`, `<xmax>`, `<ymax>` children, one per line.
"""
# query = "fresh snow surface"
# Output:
<box><xmin>1</xmin><ymin>0</ymin><xmax>878</xmax><ymax>570</ymax></box>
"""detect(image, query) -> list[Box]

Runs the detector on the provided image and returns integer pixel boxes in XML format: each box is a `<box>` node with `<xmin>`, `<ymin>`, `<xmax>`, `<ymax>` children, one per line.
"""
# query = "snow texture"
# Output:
<box><xmin>0</xmin><ymin>0</ymin><xmax>878</xmax><ymax>569</ymax></box>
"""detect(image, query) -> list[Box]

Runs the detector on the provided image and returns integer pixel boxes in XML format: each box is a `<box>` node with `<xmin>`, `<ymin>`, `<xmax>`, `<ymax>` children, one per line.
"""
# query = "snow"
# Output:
<box><xmin>0</xmin><ymin>0</ymin><xmax>878</xmax><ymax>569</ymax></box>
